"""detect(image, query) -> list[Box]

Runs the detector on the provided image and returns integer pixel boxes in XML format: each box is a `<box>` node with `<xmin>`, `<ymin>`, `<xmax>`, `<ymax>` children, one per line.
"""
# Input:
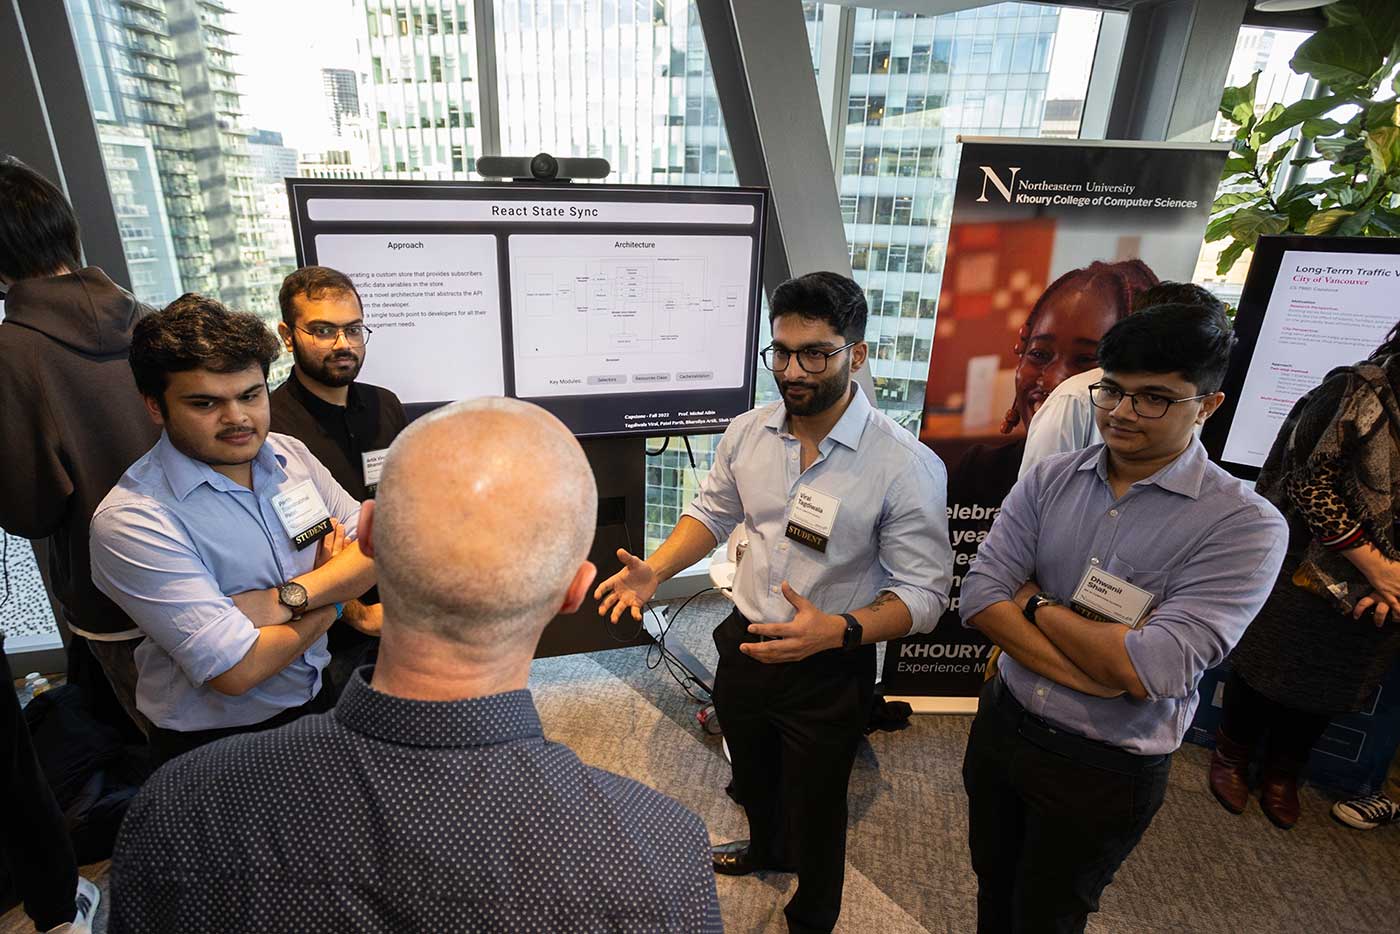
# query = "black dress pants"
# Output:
<box><xmin>0</xmin><ymin>639</ymin><xmax>77</xmax><ymax>931</ymax></box>
<box><xmin>1220</xmin><ymin>670</ymin><xmax>1331</xmax><ymax>766</ymax></box>
<box><xmin>962</xmin><ymin>678</ymin><xmax>1171</xmax><ymax>934</ymax></box>
<box><xmin>711</xmin><ymin>609</ymin><xmax>875</xmax><ymax>934</ymax></box>
<box><xmin>149</xmin><ymin>686</ymin><xmax>333</xmax><ymax>765</ymax></box>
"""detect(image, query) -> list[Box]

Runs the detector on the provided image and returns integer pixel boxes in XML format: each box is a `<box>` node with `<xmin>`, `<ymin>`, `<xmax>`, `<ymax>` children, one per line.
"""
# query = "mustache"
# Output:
<box><xmin>217</xmin><ymin>427</ymin><xmax>254</xmax><ymax>439</ymax></box>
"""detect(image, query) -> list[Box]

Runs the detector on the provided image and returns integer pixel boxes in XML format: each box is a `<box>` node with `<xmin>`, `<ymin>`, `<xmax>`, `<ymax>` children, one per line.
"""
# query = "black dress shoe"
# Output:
<box><xmin>712</xmin><ymin>840</ymin><xmax>757</xmax><ymax>875</ymax></box>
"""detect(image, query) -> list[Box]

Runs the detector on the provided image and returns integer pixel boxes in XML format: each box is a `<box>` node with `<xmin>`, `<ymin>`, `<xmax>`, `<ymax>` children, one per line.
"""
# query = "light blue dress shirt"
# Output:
<box><xmin>961</xmin><ymin>441</ymin><xmax>1287</xmax><ymax>755</ymax></box>
<box><xmin>683</xmin><ymin>388</ymin><xmax>953</xmax><ymax>634</ymax></box>
<box><xmin>90</xmin><ymin>432</ymin><xmax>361</xmax><ymax>731</ymax></box>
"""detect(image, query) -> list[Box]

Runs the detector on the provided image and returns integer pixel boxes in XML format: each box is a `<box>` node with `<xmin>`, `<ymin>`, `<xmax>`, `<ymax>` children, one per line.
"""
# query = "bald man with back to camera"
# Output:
<box><xmin>109</xmin><ymin>399</ymin><xmax>723</xmax><ymax>934</ymax></box>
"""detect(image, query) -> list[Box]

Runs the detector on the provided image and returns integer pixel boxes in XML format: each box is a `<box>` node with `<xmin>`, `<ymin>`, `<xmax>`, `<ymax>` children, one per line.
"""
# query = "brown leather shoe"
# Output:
<box><xmin>1208</xmin><ymin>728</ymin><xmax>1253</xmax><ymax>814</ymax></box>
<box><xmin>1260</xmin><ymin>761</ymin><xmax>1303</xmax><ymax>829</ymax></box>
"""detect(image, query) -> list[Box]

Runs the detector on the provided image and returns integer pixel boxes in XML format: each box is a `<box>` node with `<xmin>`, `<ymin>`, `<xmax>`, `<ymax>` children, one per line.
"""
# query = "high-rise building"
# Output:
<box><xmin>97</xmin><ymin>126</ymin><xmax>185</xmax><ymax>306</ymax></box>
<box><xmin>322</xmin><ymin>66</ymin><xmax>361</xmax><ymax>137</ymax></box>
<box><xmin>166</xmin><ymin>0</ymin><xmax>279</xmax><ymax>322</ymax></box>
<box><xmin>355</xmin><ymin>2</ymin><xmax>484</xmax><ymax>177</ymax></box>
<box><xmin>67</xmin><ymin>0</ymin><xmax>281</xmax><ymax>327</ymax></box>
<box><xmin>833</xmin><ymin>5</ymin><xmax>1074</xmax><ymax>426</ymax></box>
<box><xmin>66</xmin><ymin>0</ymin><xmax>218</xmax><ymax>298</ymax></box>
<box><xmin>247</xmin><ymin>128</ymin><xmax>300</xmax><ymax>295</ymax></box>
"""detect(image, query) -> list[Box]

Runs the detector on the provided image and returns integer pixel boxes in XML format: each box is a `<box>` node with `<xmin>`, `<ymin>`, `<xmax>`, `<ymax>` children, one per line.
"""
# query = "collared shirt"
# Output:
<box><xmin>109</xmin><ymin>672</ymin><xmax>723</xmax><ymax>934</ymax></box>
<box><xmin>90</xmin><ymin>432</ymin><xmax>362</xmax><ymax>732</ymax></box>
<box><xmin>269</xmin><ymin>371</ymin><xmax>408</xmax><ymax>501</ymax></box>
<box><xmin>684</xmin><ymin>388</ymin><xmax>952</xmax><ymax>633</ymax></box>
<box><xmin>962</xmin><ymin>440</ymin><xmax>1287</xmax><ymax>755</ymax></box>
<box><xmin>1018</xmin><ymin>367</ymin><xmax>1102</xmax><ymax>480</ymax></box>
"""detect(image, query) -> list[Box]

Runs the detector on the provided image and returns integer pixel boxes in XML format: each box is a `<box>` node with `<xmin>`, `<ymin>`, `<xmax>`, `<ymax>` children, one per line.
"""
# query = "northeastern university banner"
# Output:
<box><xmin>882</xmin><ymin>137</ymin><xmax>1227</xmax><ymax>710</ymax></box>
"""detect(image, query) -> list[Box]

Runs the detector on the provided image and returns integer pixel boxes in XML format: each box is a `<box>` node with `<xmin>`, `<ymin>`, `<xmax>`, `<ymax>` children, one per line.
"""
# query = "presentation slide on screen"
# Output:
<box><xmin>312</xmin><ymin>233</ymin><xmax>506</xmax><ymax>403</ymax></box>
<box><xmin>509</xmin><ymin>234</ymin><xmax>753</xmax><ymax>399</ymax></box>
<box><xmin>289</xmin><ymin>180</ymin><xmax>764</xmax><ymax>437</ymax></box>
<box><xmin>1223</xmin><ymin>250</ymin><xmax>1400</xmax><ymax>467</ymax></box>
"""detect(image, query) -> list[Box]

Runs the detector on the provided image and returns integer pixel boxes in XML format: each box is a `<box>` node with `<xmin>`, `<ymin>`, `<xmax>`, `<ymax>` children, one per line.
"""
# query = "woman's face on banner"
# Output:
<box><xmin>1013</xmin><ymin>279</ymin><xmax>1122</xmax><ymax>429</ymax></box>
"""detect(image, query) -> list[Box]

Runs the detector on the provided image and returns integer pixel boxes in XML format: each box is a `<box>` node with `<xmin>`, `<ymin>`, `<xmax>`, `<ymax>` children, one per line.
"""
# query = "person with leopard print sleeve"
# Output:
<box><xmin>1213</xmin><ymin>326</ymin><xmax>1400</xmax><ymax>829</ymax></box>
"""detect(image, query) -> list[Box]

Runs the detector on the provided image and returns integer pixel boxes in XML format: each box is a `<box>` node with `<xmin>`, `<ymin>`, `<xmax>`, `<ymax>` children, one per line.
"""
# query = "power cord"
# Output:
<box><xmin>0</xmin><ymin>531</ymin><xmax>11</xmax><ymax>614</ymax></box>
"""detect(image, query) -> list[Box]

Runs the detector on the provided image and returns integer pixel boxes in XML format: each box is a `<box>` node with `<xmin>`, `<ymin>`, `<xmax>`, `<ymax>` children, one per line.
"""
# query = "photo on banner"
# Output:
<box><xmin>882</xmin><ymin>138</ymin><xmax>1227</xmax><ymax>705</ymax></box>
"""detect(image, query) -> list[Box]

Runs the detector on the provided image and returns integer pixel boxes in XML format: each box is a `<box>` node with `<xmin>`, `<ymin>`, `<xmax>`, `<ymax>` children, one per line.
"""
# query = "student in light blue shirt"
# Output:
<box><xmin>595</xmin><ymin>272</ymin><xmax>952</xmax><ymax>934</ymax></box>
<box><xmin>90</xmin><ymin>295</ymin><xmax>377</xmax><ymax>764</ymax></box>
<box><xmin>961</xmin><ymin>302</ymin><xmax>1286</xmax><ymax>934</ymax></box>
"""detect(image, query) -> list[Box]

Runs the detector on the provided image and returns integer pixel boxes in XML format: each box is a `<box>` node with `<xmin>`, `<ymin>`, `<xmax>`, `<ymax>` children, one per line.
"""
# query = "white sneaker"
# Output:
<box><xmin>1332</xmin><ymin>793</ymin><xmax>1400</xmax><ymax>831</ymax></box>
<box><xmin>43</xmin><ymin>876</ymin><xmax>100</xmax><ymax>934</ymax></box>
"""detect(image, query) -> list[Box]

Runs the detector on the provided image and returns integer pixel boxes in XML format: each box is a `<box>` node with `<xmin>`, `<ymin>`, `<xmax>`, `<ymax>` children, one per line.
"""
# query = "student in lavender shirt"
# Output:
<box><xmin>960</xmin><ymin>303</ymin><xmax>1286</xmax><ymax>934</ymax></box>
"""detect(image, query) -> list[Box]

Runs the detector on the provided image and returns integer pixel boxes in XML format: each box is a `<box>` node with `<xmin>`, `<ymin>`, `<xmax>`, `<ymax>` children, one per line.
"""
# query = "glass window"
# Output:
<box><xmin>815</xmin><ymin>3</ymin><xmax>1103</xmax><ymax>425</ymax></box>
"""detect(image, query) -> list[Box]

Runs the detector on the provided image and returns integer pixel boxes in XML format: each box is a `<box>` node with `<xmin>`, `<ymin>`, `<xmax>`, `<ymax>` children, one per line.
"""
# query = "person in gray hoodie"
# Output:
<box><xmin>0</xmin><ymin>156</ymin><xmax>159</xmax><ymax>742</ymax></box>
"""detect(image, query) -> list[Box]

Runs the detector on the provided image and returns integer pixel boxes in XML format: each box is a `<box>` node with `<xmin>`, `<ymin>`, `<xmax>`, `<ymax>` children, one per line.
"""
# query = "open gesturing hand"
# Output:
<box><xmin>593</xmin><ymin>548</ymin><xmax>658</xmax><ymax>624</ymax></box>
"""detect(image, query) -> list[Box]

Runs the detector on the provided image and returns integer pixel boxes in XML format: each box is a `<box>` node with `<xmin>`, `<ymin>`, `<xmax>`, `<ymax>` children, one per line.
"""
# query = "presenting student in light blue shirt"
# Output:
<box><xmin>91</xmin><ymin>295</ymin><xmax>377</xmax><ymax>764</ymax></box>
<box><xmin>595</xmin><ymin>272</ymin><xmax>953</xmax><ymax>934</ymax></box>
<box><xmin>961</xmin><ymin>302</ymin><xmax>1286</xmax><ymax>934</ymax></box>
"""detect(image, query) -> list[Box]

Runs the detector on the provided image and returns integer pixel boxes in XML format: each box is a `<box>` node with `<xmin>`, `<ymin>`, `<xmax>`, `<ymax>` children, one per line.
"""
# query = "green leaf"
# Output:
<box><xmin>1256</xmin><ymin>94</ymin><xmax>1349</xmax><ymax>139</ymax></box>
<box><xmin>1228</xmin><ymin>207</ymin><xmax>1289</xmax><ymax>242</ymax></box>
<box><xmin>1364</xmin><ymin>126</ymin><xmax>1400</xmax><ymax>173</ymax></box>
<box><xmin>1302</xmin><ymin>117</ymin><xmax>1346</xmax><ymax>138</ymax></box>
<box><xmin>1219</xmin><ymin>72</ymin><xmax>1259</xmax><ymax>122</ymax></box>
<box><xmin>1365</xmin><ymin>100</ymin><xmax>1400</xmax><ymax>130</ymax></box>
<box><xmin>1216</xmin><ymin>239</ymin><xmax>1250</xmax><ymax>277</ymax></box>
<box><xmin>1324</xmin><ymin>1</ymin><xmax>1400</xmax><ymax>74</ymax></box>
<box><xmin>1211</xmin><ymin>191</ymin><xmax>1259</xmax><ymax>211</ymax></box>
<box><xmin>1305</xmin><ymin>207</ymin><xmax>1355</xmax><ymax>235</ymax></box>
<box><xmin>1292</xmin><ymin>26</ymin><xmax>1382</xmax><ymax>90</ymax></box>
<box><xmin>1289</xmin><ymin>156</ymin><xmax>1324</xmax><ymax>167</ymax></box>
<box><xmin>1337</xmin><ymin>207</ymin><xmax>1375</xmax><ymax>236</ymax></box>
<box><xmin>1222</xmin><ymin>154</ymin><xmax>1254</xmax><ymax>178</ymax></box>
<box><xmin>1203</xmin><ymin>211</ymin><xmax>1237</xmax><ymax>243</ymax></box>
<box><xmin>1368</xmin><ymin>207</ymin><xmax>1400</xmax><ymax>234</ymax></box>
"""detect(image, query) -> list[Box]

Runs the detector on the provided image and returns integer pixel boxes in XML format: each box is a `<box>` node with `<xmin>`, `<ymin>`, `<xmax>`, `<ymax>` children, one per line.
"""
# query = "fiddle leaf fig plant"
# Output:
<box><xmin>1209</xmin><ymin>0</ymin><xmax>1400</xmax><ymax>275</ymax></box>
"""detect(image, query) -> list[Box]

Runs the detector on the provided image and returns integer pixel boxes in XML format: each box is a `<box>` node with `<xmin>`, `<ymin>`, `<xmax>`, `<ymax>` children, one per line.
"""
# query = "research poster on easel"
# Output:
<box><xmin>881</xmin><ymin>137</ymin><xmax>1227</xmax><ymax>712</ymax></box>
<box><xmin>1204</xmin><ymin>236</ymin><xmax>1400</xmax><ymax>478</ymax></box>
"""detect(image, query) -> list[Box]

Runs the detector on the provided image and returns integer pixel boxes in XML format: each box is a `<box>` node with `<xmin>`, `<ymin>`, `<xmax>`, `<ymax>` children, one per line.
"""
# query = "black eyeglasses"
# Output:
<box><xmin>296</xmin><ymin>324</ymin><xmax>372</xmax><ymax>346</ymax></box>
<box><xmin>761</xmin><ymin>341</ymin><xmax>858</xmax><ymax>374</ymax></box>
<box><xmin>1089</xmin><ymin>382</ymin><xmax>1210</xmax><ymax>419</ymax></box>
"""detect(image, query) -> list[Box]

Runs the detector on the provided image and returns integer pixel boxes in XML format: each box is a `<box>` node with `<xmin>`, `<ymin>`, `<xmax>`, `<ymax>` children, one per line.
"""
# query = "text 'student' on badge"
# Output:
<box><xmin>271</xmin><ymin>480</ymin><xmax>335</xmax><ymax>550</ymax></box>
<box><xmin>784</xmin><ymin>484</ymin><xmax>841</xmax><ymax>554</ymax></box>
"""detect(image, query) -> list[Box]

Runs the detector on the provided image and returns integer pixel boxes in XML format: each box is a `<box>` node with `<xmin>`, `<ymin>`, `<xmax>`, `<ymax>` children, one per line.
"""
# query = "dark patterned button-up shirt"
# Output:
<box><xmin>110</xmin><ymin>671</ymin><xmax>723</xmax><ymax>933</ymax></box>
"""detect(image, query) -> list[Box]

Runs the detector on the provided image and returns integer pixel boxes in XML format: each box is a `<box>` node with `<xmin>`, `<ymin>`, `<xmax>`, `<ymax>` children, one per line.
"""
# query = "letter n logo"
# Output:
<box><xmin>976</xmin><ymin>166</ymin><xmax>1021</xmax><ymax>203</ymax></box>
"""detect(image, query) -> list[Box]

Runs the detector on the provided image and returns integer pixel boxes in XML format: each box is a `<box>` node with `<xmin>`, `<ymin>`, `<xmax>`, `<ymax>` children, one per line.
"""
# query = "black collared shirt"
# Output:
<box><xmin>110</xmin><ymin>671</ymin><xmax>723</xmax><ymax>933</ymax></box>
<box><xmin>269</xmin><ymin>371</ymin><xmax>408</xmax><ymax>501</ymax></box>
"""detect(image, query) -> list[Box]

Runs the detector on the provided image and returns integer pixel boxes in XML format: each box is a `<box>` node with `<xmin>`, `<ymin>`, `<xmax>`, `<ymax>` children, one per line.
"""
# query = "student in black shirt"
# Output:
<box><xmin>270</xmin><ymin>266</ymin><xmax>406</xmax><ymax>697</ymax></box>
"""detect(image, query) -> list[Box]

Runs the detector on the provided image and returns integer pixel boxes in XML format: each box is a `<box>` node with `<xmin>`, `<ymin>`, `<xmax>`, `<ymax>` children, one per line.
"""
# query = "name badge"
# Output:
<box><xmin>270</xmin><ymin>480</ymin><xmax>334</xmax><ymax>550</ymax></box>
<box><xmin>1070</xmin><ymin>565</ymin><xmax>1155</xmax><ymax>629</ymax></box>
<box><xmin>785</xmin><ymin>484</ymin><xmax>841</xmax><ymax>553</ymax></box>
<box><xmin>361</xmin><ymin>448</ymin><xmax>389</xmax><ymax>496</ymax></box>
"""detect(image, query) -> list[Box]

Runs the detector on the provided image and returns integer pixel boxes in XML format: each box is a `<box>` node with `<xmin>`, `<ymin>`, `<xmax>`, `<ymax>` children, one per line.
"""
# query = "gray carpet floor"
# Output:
<box><xmin>7</xmin><ymin>592</ymin><xmax>1400</xmax><ymax>933</ymax></box>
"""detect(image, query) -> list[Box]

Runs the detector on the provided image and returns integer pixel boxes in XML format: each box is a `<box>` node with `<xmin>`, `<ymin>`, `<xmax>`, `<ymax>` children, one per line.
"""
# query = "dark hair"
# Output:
<box><xmin>0</xmin><ymin>156</ymin><xmax>82</xmax><ymax>282</ymax></box>
<box><xmin>770</xmin><ymin>271</ymin><xmax>868</xmax><ymax>342</ymax></box>
<box><xmin>1131</xmin><ymin>280</ymin><xmax>1226</xmax><ymax>316</ymax></box>
<box><xmin>1097</xmin><ymin>302</ymin><xmax>1236</xmax><ymax>394</ymax></box>
<box><xmin>278</xmin><ymin>265</ymin><xmax>362</xmax><ymax>325</ymax></box>
<box><xmin>1015</xmin><ymin>259</ymin><xmax>1160</xmax><ymax>355</ymax></box>
<box><xmin>1371</xmin><ymin>321</ymin><xmax>1400</xmax><ymax>360</ymax></box>
<box><xmin>130</xmin><ymin>293</ymin><xmax>281</xmax><ymax>402</ymax></box>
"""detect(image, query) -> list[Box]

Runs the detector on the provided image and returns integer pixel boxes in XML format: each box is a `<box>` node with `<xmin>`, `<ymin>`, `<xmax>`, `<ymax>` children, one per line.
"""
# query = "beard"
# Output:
<box><xmin>294</xmin><ymin>340</ymin><xmax>362</xmax><ymax>388</ymax></box>
<box><xmin>778</xmin><ymin>359</ymin><xmax>852</xmax><ymax>417</ymax></box>
<box><xmin>165</xmin><ymin>420</ymin><xmax>265</xmax><ymax>467</ymax></box>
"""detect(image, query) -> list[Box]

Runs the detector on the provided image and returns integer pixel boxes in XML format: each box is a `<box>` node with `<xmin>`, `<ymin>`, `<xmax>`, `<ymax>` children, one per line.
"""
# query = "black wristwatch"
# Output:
<box><xmin>840</xmin><ymin>613</ymin><xmax>863</xmax><ymax>653</ymax></box>
<box><xmin>278</xmin><ymin>581</ymin><xmax>310</xmax><ymax>619</ymax></box>
<box><xmin>1022</xmin><ymin>592</ymin><xmax>1060</xmax><ymax>624</ymax></box>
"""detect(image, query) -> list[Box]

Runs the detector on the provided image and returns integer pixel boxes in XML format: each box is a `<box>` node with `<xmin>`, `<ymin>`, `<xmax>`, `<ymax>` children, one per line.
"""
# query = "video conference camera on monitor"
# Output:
<box><xmin>476</xmin><ymin>153</ymin><xmax>611</xmax><ymax>183</ymax></box>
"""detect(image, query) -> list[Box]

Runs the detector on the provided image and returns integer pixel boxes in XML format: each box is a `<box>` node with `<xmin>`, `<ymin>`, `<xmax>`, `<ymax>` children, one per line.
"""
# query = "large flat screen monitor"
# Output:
<box><xmin>1202</xmin><ymin>235</ymin><xmax>1400</xmax><ymax>479</ymax></box>
<box><xmin>286</xmin><ymin>179</ymin><xmax>767</xmax><ymax>438</ymax></box>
